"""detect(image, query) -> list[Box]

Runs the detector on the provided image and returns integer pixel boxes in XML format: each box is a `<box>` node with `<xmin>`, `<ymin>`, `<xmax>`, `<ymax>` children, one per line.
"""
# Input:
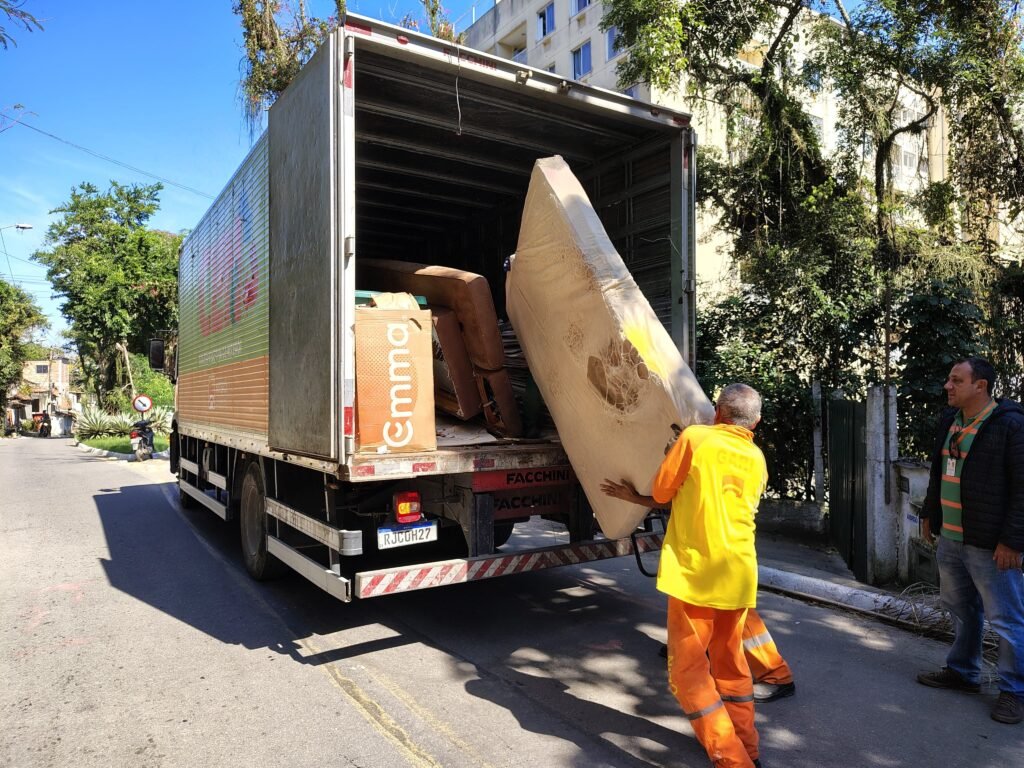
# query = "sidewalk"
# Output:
<box><xmin>755</xmin><ymin>530</ymin><xmax>948</xmax><ymax>635</ymax></box>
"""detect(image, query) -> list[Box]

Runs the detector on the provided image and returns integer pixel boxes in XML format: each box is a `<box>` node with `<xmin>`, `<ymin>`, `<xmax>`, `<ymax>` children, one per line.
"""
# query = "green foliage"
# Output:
<box><xmin>235</xmin><ymin>0</ymin><xmax>344</xmax><ymax>133</ymax></box>
<box><xmin>146</xmin><ymin>406</ymin><xmax>173</xmax><ymax>435</ymax></box>
<box><xmin>80</xmin><ymin>435</ymin><xmax>170</xmax><ymax>454</ymax></box>
<box><xmin>988</xmin><ymin>263</ymin><xmax>1024</xmax><ymax>401</ymax></box>
<box><xmin>897</xmin><ymin>277</ymin><xmax>988</xmax><ymax>456</ymax></box>
<box><xmin>0</xmin><ymin>0</ymin><xmax>42</xmax><ymax>49</ymax></box>
<box><xmin>0</xmin><ymin>277</ymin><xmax>48</xmax><ymax>408</ymax></box>
<box><xmin>32</xmin><ymin>181</ymin><xmax>181</xmax><ymax>403</ymax></box>
<box><xmin>129</xmin><ymin>353</ymin><xmax>174</xmax><ymax>407</ymax></box>
<box><xmin>73</xmin><ymin>406</ymin><xmax>113</xmax><ymax>439</ymax></box>
<box><xmin>399</xmin><ymin>0</ymin><xmax>465</xmax><ymax>43</ymax></box>
<box><xmin>602</xmin><ymin>0</ymin><xmax>783</xmax><ymax>94</ymax></box>
<box><xmin>20</xmin><ymin>418</ymin><xmax>34</xmax><ymax>432</ymax></box>
<box><xmin>697</xmin><ymin>294</ymin><xmax>816</xmax><ymax>499</ymax></box>
<box><xmin>74</xmin><ymin>404</ymin><xmax>172</xmax><ymax>440</ymax></box>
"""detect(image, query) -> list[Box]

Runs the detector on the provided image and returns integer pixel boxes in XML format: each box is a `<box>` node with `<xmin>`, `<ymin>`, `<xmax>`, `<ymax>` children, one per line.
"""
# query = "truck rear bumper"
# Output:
<box><xmin>354</xmin><ymin>531</ymin><xmax>664</xmax><ymax>599</ymax></box>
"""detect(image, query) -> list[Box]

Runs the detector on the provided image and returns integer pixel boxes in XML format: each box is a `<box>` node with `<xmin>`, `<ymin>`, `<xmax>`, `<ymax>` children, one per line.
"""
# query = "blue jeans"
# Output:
<box><xmin>937</xmin><ymin>537</ymin><xmax>1024</xmax><ymax>698</ymax></box>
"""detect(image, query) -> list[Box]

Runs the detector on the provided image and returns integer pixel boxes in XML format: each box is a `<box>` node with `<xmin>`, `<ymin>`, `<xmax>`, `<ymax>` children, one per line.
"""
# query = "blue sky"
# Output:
<box><xmin>0</xmin><ymin>0</ymin><xmax>489</xmax><ymax>344</ymax></box>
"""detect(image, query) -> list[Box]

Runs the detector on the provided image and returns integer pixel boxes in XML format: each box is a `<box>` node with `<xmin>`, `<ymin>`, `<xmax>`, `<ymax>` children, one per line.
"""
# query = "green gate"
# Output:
<box><xmin>827</xmin><ymin>399</ymin><xmax>868</xmax><ymax>581</ymax></box>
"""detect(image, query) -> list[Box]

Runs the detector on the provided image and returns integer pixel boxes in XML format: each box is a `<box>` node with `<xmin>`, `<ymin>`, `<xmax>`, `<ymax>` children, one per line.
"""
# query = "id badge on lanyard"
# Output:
<box><xmin>946</xmin><ymin>457</ymin><xmax>957</xmax><ymax>477</ymax></box>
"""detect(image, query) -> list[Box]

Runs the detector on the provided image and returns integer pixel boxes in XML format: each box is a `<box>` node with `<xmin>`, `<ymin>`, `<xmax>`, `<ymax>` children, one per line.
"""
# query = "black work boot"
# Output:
<box><xmin>916</xmin><ymin>667</ymin><xmax>981</xmax><ymax>693</ymax></box>
<box><xmin>991</xmin><ymin>692</ymin><xmax>1024</xmax><ymax>724</ymax></box>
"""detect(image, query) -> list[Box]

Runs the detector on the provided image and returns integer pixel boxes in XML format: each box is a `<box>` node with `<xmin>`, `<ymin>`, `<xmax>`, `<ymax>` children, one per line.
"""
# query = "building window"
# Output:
<box><xmin>572</xmin><ymin>0</ymin><xmax>589</xmax><ymax>15</ymax></box>
<box><xmin>623</xmin><ymin>85</ymin><xmax>638</xmax><ymax>99</ymax></box>
<box><xmin>36</xmin><ymin>364</ymin><xmax>48</xmax><ymax>374</ymax></box>
<box><xmin>572</xmin><ymin>40</ymin><xmax>592</xmax><ymax>79</ymax></box>
<box><xmin>547</xmin><ymin>63</ymin><xmax>557</xmax><ymax>73</ymax></box>
<box><xmin>537</xmin><ymin>2</ymin><xmax>555</xmax><ymax>38</ymax></box>
<box><xmin>903</xmin><ymin>150</ymin><xmax>918</xmax><ymax>175</ymax></box>
<box><xmin>606</xmin><ymin>26</ymin><xmax>620</xmax><ymax>60</ymax></box>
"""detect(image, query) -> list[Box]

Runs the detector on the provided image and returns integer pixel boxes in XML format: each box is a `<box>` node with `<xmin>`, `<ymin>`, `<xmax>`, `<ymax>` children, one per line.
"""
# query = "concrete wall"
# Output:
<box><xmin>894</xmin><ymin>459</ymin><xmax>938</xmax><ymax>586</ymax></box>
<box><xmin>864</xmin><ymin>386</ymin><xmax>899</xmax><ymax>585</ymax></box>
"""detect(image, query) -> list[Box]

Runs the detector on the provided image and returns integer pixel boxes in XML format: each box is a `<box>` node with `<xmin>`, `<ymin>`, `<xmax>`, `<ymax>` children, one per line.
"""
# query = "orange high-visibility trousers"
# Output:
<box><xmin>743</xmin><ymin>608</ymin><xmax>794</xmax><ymax>685</ymax></box>
<box><xmin>667</xmin><ymin>598</ymin><xmax>758</xmax><ymax>767</ymax></box>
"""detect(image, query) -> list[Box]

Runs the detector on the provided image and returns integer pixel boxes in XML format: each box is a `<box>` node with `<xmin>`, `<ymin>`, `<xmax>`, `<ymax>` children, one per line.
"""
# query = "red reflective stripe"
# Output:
<box><xmin>344</xmin><ymin>20</ymin><xmax>372</xmax><ymax>35</ymax></box>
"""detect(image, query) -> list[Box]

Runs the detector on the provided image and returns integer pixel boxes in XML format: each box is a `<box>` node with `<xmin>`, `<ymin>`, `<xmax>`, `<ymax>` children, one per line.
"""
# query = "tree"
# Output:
<box><xmin>400</xmin><ymin>0</ymin><xmax>465</xmax><ymax>43</ymax></box>
<box><xmin>32</xmin><ymin>182</ymin><xmax>182</xmax><ymax>409</ymax></box>
<box><xmin>235</xmin><ymin>0</ymin><xmax>345</xmax><ymax>133</ymax></box>
<box><xmin>605</xmin><ymin>0</ymin><xmax>1024</xmax><ymax>462</ymax></box>
<box><xmin>0</xmin><ymin>0</ymin><xmax>41</xmax><ymax>49</ymax></box>
<box><xmin>0</xmin><ymin>278</ymin><xmax>47</xmax><ymax>409</ymax></box>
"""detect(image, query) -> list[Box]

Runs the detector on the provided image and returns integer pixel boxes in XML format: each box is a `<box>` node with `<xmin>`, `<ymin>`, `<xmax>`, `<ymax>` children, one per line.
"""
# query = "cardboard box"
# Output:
<box><xmin>355</xmin><ymin>306</ymin><xmax>436</xmax><ymax>453</ymax></box>
<box><xmin>432</xmin><ymin>307</ymin><xmax>482</xmax><ymax>420</ymax></box>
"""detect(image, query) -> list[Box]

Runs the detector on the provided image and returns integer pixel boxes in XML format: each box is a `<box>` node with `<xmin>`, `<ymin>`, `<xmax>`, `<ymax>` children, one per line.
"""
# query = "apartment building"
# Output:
<box><xmin>464</xmin><ymin>2</ymin><xmax>953</xmax><ymax>295</ymax></box>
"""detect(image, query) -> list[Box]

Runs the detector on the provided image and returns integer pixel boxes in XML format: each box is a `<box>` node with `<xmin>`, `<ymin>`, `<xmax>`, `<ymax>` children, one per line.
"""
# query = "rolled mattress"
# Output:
<box><xmin>506</xmin><ymin>156</ymin><xmax>714</xmax><ymax>540</ymax></box>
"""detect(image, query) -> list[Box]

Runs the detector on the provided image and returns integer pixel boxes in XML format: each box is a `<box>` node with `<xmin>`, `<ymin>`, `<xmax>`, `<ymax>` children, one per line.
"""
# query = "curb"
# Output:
<box><xmin>759</xmin><ymin>564</ymin><xmax>945</xmax><ymax>629</ymax></box>
<box><xmin>74</xmin><ymin>442</ymin><xmax>169</xmax><ymax>462</ymax></box>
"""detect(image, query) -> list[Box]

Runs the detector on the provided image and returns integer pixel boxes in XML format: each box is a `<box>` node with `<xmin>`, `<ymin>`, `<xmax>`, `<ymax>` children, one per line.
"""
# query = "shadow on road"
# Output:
<box><xmin>94</xmin><ymin>482</ymin><xmax>312</xmax><ymax>661</ymax></box>
<box><xmin>90</xmin><ymin>480</ymin><xmax>1021</xmax><ymax>768</ymax></box>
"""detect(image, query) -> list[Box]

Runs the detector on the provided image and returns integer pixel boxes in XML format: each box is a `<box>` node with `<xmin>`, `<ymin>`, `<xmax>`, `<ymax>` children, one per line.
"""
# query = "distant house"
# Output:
<box><xmin>5</xmin><ymin>356</ymin><xmax>83</xmax><ymax>436</ymax></box>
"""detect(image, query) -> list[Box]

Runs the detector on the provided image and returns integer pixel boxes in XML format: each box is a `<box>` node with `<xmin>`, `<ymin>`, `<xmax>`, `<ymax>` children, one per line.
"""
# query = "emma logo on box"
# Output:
<box><xmin>384</xmin><ymin>322</ymin><xmax>415</xmax><ymax>448</ymax></box>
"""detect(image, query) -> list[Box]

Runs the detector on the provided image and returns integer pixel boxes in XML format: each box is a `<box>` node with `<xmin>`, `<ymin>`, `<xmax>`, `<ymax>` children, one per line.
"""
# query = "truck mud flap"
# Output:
<box><xmin>355</xmin><ymin>532</ymin><xmax>664</xmax><ymax>599</ymax></box>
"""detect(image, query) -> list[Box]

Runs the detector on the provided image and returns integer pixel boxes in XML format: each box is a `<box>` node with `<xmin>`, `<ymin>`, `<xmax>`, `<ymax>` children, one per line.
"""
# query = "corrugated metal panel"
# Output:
<box><xmin>178</xmin><ymin>136</ymin><xmax>270</xmax><ymax>439</ymax></box>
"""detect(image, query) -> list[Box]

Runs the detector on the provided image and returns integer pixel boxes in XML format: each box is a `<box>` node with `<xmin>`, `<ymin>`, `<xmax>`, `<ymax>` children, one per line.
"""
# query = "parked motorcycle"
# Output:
<box><xmin>131</xmin><ymin>419</ymin><xmax>155</xmax><ymax>461</ymax></box>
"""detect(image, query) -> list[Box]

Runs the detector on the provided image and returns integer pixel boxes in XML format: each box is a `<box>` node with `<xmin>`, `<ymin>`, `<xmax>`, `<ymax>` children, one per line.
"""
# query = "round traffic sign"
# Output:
<box><xmin>132</xmin><ymin>394</ymin><xmax>153</xmax><ymax>413</ymax></box>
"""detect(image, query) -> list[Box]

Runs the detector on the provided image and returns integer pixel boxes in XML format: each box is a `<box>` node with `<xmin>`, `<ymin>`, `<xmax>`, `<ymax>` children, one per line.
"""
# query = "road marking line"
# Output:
<box><xmin>157</xmin><ymin>481</ymin><xmax>443</xmax><ymax>768</ymax></box>
<box><xmin>361</xmin><ymin>661</ymin><xmax>500</xmax><ymax>768</ymax></box>
<box><xmin>300</xmin><ymin>634</ymin><xmax>445</xmax><ymax>768</ymax></box>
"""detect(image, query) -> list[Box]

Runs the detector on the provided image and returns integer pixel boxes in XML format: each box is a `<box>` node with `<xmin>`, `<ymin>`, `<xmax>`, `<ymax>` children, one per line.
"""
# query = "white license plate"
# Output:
<box><xmin>377</xmin><ymin>521</ymin><xmax>438</xmax><ymax>550</ymax></box>
<box><xmin>131</xmin><ymin>437</ymin><xmax>140</xmax><ymax>450</ymax></box>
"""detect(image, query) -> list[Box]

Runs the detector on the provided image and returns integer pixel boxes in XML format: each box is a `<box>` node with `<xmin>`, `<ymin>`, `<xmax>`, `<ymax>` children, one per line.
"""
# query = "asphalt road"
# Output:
<box><xmin>1</xmin><ymin>437</ymin><xmax>1022</xmax><ymax>768</ymax></box>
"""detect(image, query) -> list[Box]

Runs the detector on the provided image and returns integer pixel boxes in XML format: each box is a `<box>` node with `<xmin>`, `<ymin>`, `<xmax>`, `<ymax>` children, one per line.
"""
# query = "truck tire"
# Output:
<box><xmin>493</xmin><ymin>522</ymin><xmax>515</xmax><ymax>549</ymax></box>
<box><xmin>239</xmin><ymin>461</ymin><xmax>284</xmax><ymax>580</ymax></box>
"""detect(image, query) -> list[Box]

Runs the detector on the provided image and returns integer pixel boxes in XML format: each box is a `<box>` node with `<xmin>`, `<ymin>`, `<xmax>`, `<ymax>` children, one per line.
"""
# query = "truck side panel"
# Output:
<box><xmin>177</xmin><ymin>137</ymin><xmax>271</xmax><ymax>441</ymax></box>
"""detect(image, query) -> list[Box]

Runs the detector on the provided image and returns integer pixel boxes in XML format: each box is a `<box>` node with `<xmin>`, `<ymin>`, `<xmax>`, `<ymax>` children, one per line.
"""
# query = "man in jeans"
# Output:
<box><xmin>917</xmin><ymin>356</ymin><xmax>1024</xmax><ymax>724</ymax></box>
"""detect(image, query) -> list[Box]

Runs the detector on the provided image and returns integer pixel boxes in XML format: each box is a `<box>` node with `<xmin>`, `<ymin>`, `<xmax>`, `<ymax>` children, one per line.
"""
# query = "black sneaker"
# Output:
<box><xmin>916</xmin><ymin>668</ymin><xmax>981</xmax><ymax>693</ymax></box>
<box><xmin>991</xmin><ymin>691</ymin><xmax>1024</xmax><ymax>724</ymax></box>
<box><xmin>753</xmin><ymin>681</ymin><xmax>795</xmax><ymax>703</ymax></box>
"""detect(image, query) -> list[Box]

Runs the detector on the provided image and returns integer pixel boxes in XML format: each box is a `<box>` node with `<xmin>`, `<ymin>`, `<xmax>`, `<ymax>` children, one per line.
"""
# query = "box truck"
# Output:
<box><xmin>163</xmin><ymin>13</ymin><xmax>698</xmax><ymax>602</ymax></box>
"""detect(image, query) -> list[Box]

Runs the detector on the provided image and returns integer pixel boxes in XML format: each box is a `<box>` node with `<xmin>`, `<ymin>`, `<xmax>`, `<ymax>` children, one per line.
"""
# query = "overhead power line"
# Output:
<box><xmin>2</xmin><ymin>113</ymin><xmax>216</xmax><ymax>200</ymax></box>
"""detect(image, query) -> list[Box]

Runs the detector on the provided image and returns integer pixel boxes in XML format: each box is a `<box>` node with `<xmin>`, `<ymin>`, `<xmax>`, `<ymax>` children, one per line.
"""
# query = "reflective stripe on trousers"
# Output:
<box><xmin>742</xmin><ymin>608</ymin><xmax>794</xmax><ymax>685</ymax></box>
<box><xmin>668</xmin><ymin>598</ymin><xmax>758</xmax><ymax>767</ymax></box>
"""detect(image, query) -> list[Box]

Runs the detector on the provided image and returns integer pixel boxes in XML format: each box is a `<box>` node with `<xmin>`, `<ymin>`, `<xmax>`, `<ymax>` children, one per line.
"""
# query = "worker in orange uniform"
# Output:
<box><xmin>599</xmin><ymin>481</ymin><xmax>795</xmax><ymax>705</ymax></box>
<box><xmin>645</xmin><ymin>384</ymin><xmax>768</xmax><ymax>767</ymax></box>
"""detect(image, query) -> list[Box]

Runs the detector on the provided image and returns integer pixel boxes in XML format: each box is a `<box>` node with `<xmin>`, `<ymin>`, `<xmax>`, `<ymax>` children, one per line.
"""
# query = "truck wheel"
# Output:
<box><xmin>239</xmin><ymin>461</ymin><xmax>284</xmax><ymax>580</ymax></box>
<box><xmin>493</xmin><ymin>522</ymin><xmax>515</xmax><ymax>549</ymax></box>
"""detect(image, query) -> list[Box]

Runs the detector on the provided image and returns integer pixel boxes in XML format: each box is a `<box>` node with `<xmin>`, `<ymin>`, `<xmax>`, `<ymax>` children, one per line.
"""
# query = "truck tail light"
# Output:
<box><xmin>393</xmin><ymin>491</ymin><xmax>421</xmax><ymax>524</ymax></box>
